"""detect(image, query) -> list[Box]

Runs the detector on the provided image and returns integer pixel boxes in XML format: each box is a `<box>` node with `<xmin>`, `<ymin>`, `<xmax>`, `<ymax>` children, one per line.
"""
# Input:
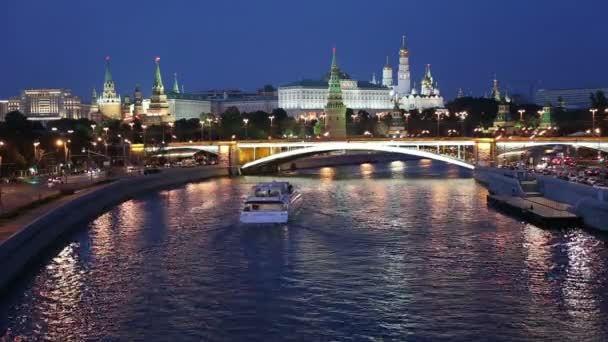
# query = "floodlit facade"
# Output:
<box><xmin>279</xmin><ymin>36</ymin><xmax>445</xmax><ymax>116</ymax></box>
<box><xmin>7</xmin><ymin>88</ymin><xmax>81</xmax><ymax>121</ymax></box>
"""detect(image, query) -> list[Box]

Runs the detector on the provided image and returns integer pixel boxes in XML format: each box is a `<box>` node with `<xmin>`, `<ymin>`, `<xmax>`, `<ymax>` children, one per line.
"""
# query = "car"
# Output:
<box><xmin>47</xmin><ymin>177</ymin><xmax>64</xmax><ymax>188</ymax></box>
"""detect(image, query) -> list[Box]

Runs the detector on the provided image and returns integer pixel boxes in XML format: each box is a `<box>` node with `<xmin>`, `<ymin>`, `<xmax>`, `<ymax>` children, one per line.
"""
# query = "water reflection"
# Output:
<box><xmin>1</xmin><ymin>161</ymin><xmax>608</xmax><ymax>341</ymax></box>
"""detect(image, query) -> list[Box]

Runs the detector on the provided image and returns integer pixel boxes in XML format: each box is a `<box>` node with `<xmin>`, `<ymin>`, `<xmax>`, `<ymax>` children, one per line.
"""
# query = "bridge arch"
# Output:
<box><xmin>241</xmin><ymin>142</ymin><xmax>475</xmax><ymax>171</ymax></box>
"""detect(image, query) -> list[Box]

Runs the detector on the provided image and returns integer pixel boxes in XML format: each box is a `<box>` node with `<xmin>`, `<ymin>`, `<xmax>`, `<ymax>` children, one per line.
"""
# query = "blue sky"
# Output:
<box><xmin>1</xmin><ymin>0</ymin><xmax>607</xmax><ymax>100</ymax></box>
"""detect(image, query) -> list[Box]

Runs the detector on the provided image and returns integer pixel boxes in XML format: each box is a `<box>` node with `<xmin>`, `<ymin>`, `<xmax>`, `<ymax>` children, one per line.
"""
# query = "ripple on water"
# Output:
<box><xmin>1</xmin><ymin>162</ymin><xmax>608</xmax><ymax>341</ymax></box>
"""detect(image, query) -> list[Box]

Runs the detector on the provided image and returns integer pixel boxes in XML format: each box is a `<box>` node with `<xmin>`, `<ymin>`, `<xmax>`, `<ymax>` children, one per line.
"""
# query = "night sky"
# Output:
<box><xmin>1</xmin><ymin>0</ymin><xmax>607</xmax><ymax>101</ymax></box>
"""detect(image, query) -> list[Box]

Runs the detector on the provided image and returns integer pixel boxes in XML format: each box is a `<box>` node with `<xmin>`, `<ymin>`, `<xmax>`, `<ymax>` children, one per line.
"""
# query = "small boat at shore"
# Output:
<box><xmin>239</xmin><ymin>182</ymin><xmax>302</xmax><ymax>224</ymax></box>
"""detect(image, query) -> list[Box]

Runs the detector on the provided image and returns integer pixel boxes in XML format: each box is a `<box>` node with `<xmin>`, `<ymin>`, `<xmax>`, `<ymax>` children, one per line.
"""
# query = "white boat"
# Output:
<box><xmin>239</xmin><ymin>182</ymin><xmax>302</xmax><ymax>224</ymax></box>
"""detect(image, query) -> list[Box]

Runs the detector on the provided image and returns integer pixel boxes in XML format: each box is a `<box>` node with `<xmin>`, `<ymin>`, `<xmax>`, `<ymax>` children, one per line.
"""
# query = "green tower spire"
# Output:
<box><xmin>153</xmin><ymin>57</ymin><xmax>164</xmax><ymax>90</ymax></box>
<box><xmin>104</xmin><ymin>56</ymin><xmax>113</xmax><ymax>83</ymax></box>
<box><xmin>173</xmin><ymin>72</ymin><xmax>180</xmax><ymax>94</ymax></box>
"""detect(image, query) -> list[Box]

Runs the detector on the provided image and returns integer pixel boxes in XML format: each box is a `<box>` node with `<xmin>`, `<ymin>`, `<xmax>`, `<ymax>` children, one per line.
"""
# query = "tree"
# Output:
<box><xmin>313</xmin><ymin>120</ymin><xmax>323</xmax><ymax>136</ymax></box>
<box><xmin>219</xmin><ymin>107</ymin><xmax>242</xmax><ymax>139</ymax></box>
<box><xmin>590</xmin><ymin>90</ymin><xmax>608</xmax><ymax>109</ymax></box>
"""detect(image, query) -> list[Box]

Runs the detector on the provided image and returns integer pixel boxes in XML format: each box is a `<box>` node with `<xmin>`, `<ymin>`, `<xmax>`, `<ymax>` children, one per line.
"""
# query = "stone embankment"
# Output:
<box><xmin>0</xmin><ymin>166</ymin><xmax>229</xmax><ymax>292</ymax></box>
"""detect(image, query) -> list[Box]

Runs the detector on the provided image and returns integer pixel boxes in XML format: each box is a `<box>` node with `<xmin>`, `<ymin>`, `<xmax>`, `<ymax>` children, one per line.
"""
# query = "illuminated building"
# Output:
<box><xmin>7</xmin><ymin>88</ymin><xmax>81</xmax><ymax>121</ymax></box>
<box><xmin>0</xmin><ymin>100</ymin><xmax>8</xmax><ymax>121</ymax></box>
<box><xmin>142</xmin><ymin>57</ymin><xmax>173</xmax><ymax>125</ymax></box>
<box><xmin>98</xmin><ymin>56</ymin><xmax>122</xmax><ymax>120</ymax></box>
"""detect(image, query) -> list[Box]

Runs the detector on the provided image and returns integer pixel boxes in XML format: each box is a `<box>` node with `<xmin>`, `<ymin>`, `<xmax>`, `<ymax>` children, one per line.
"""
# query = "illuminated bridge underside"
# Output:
<box><xmin>241</xmin><ymin>142</ymin><xmax>475</xmax><ymax>170</ymax></box>
<box><xmin>497</xmin><ymin>141</ymin><xmax>608</xmax><ymax>153</ymax></box>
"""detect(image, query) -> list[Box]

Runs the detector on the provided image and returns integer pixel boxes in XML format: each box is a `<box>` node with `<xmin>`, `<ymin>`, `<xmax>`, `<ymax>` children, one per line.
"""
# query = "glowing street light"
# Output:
<box><xmin>457</xmin><ymin>111</ymin><xmax>468</xmax><ymax>136</ymax></box>
<box><xmin>590</xmin><ymin>108</ymin><xmax>598</xmax><ymax>137</ymax></box>
<box><xmin>243</xmin><ymin>118</ymin><xmax>249</xmax><ymax>139</ymax></box>
<box><xmin>517</xmin><ymin>109</ymin><xmax>525</xmax><ymax>121</ymax></box>
<box><xmin>434</xmin><ymin>110</ymin><xmax>443</xmax><ymax>137</ymax></box>
<box><xmin>268</xmin><ymin>115</ymin><xmax>275</xmax><ymax>138</ymax></box>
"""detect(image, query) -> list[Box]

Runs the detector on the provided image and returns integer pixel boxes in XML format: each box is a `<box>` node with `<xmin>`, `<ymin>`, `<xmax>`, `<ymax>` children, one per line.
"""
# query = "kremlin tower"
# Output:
<box><xmin>395</xmin><ymin>35</ymin><xmax>411</xmax><ymax>95</ymax></box>
<box><xmin>145</xmin><ymin>57</ymin><xmax>172</xmax><ymax>124</ymax></box>
<box><xmin>324</xmin><ymin>47</ymin><xmax>347</xmax><ymax>138</ymax></box>
<box><xmin>98</xmin><ymin>56</ymin><xmax>122</xmax><ymax>119</ymax></box>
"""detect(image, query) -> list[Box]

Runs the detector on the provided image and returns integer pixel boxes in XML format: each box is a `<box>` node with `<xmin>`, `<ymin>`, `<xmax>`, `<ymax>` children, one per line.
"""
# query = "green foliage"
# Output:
<box><xmin>313</xmin><ymin>120</ymin><xmax>323</xmax><ymax>136</ymax></box>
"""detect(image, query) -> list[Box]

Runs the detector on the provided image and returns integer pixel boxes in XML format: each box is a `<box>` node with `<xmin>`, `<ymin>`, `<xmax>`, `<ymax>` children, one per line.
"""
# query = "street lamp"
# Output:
<box><xmin>268</xmin><ymin>115</ymin><xmax>275</xmax><ymax>138</ymax></box>
<box><xmin>141</xmin><ymin>125</ymin><xmax>148</xmax><ymax>154</ymax></box>
<box><xmin>33</xmin><ymin>142</ymin><xmax>40</xmax><ymax>164</ymax></box>
<box><xmin>457</xmin><ymin>111</ymin><xmax>468</xmax><ymax>136</ymax></box>
<box><xmin>56</xmin><ymin>139</ymin><xmax>67</xmax><ymax>165</ymax></box>
<box><xmin>0</xmin><ymin>141</ymin><xmax>4</xmax><ymax>181</ymax></box>
<box><xmin>243</xmin><ymin>118</ymin><xmax>249</xmax><ymax>140</ymax></box>
<box><xmin>168</xmin><ymin>122</ymin><xmax>174</xmax><ymax>143</ymax></box>
<box><xmin>434</xmin><ymin>110</ymin><xmax>443</xmax><ymax>137</ymax></box>
<box><xmin>590</xmin><ymin>108</ymin><xmax>598</xmax><ymax>137</ymax></box>
<box><xmin>206</xmin><ymin>118</ymin><xmax>212</xmax><ymax>141</ymax></box>
<box><xmin>518</xmin><ymin>109</ymin><xmax>525</xmax><ymax>121</ymax></box>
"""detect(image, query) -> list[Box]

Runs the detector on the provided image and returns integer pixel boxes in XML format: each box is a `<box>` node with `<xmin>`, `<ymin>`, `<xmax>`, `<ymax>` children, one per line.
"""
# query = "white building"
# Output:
<box><xmin>279</xmin><ymin>36</ymin><xmax>445</xmax><ymax>116</ymax></box>
<box><xmin>7</xmin><ymin>88</ymin><xmax>82</xmax><ymax>121</ymax></box>
<box><xmin>279</xmin><ymin>76</ymin><xmax>391</xmax><ymax>116</ymax></box>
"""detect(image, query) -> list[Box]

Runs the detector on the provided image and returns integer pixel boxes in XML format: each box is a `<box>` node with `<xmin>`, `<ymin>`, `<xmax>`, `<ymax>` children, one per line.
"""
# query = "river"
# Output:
<box><xmin>1</xmin><ymin>160</ymin><xmax>608</xmax><ymax>341</ymax></box>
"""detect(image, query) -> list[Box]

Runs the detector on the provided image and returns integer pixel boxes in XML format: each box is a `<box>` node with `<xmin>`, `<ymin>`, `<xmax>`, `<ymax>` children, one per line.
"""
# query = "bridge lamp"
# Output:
<box><xmin>51</xmin><ymin>127</ymin><xmax>58</xmax><ymax>132</ymax></box>
<box><xmin>590</xmin><ymin>108</ymin><xmax>599</xmax><ymax>136</ymax></box>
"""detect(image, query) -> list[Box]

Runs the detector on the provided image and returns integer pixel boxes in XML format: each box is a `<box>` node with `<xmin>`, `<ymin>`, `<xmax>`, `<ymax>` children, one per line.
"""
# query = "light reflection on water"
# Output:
<box><xmin>1</xmin><ymin>160</ymin><xmax>608</xmax><ymax>341</ymax></box>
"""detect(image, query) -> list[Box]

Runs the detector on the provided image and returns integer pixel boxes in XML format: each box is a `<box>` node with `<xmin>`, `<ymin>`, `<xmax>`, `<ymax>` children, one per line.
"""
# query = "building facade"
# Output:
<box><xmin>0</xmin><ymin>100</ymin><xmax>8</xmax><ymax>121</ymax></box>
<box><xmin>7</xmin><ymin>89</ymin><xmax>81</xmax><ymax>121</ymax></box>
<box><xmin>535</xmin><ymin>87</ymin><xmax>608</xmax><ymax>109</ymax></box>
<box><xmin>279</xmin><ymin>36</ymin><xmax>445</xmax><ymax>116</ymax></box>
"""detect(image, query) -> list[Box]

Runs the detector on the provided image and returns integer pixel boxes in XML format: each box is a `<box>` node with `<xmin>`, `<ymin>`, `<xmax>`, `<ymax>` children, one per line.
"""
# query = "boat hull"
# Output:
<box><xmin>240</xmin><ymin>211</ymin><xmax>289</xmax><ymax>224</ymax></box>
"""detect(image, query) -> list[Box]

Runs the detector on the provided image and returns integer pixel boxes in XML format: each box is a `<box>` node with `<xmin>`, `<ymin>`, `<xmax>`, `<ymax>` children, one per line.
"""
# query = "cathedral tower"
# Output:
<box><xmin>395</xmin><ymin>35</ymin><xmax>411</xmax><ymax>95</ymax></box>
<box><xmin>172</xmin><ymin>72</ymin><xmax>180</xmax><ymax>94</ymax></box>
<box><xmin>491</xmin><ymin>77</ymin><xmax>502</xmax><ymax>102</ymax></box>
<box><xmin>324</xmin><ymin>47</ymin><xmax>347</xmax><ymax>138</ymax></box>
<box><xmin>382</xmin><ymin>56</ymin><xmax>393</xmax><ymax>88</ymax></box>
<box><xmin>98</xmin><ymin>56</ymin><xmax>122</xmax><ymax>119</ymax></box>
<box><xmin>420</xmin><ymin>64</ymin><xmax>434</xmax><ymax>96</ymax></box>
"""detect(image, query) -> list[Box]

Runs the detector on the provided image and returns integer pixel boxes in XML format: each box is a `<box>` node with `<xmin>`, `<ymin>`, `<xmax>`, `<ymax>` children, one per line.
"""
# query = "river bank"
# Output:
<box><xmin>0</xmin><ymin>166</ymin><xmax>229</xmax><ymax>292</ymax></box>
<box><xmin>474</xmin><ymin>166</ymin><xmax>608</xmax><ymax>231</ymax></box>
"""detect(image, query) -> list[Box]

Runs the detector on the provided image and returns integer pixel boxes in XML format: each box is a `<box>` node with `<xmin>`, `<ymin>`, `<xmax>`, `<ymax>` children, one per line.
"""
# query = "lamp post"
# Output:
<box><xmin>268</xmin><ymin>115</ymin><xmax>275</xmax><ymax>138</ymax></box>
<box><xmin>518</xmin><ymin>109</ymin><xmax>525</xmax><ymax>122</ymax></box>
<box><xmin>33</xmin><ymin>142</ymin><xmax>40</xmax><ymax>164</ymax></box>
<box><xmin>141</xmin><ymin>124</ymin><xmax>147</xmax><ymax>159</ymax></box>
<box><xmin>168</xmin><ymin>122</ymin><xmax>174</xmax><ymax>143</ymax></box>
<box><xmin>590</xmin><ymin>108</ymin><xmax>598</xmax><ymax>137</ymax></box>
<box><xmin>404</xmin><ymin>112</ymin><xmax>411</xmax><ymax>136</ymax></box>
<box><xmin>243</xmin><ymin>118</ymin><xmax>249</xmax><ymax>140</ymax></box>
<box><xmin>457</xmin><ymin>111</ymin><xmax>468</xmax><ymax>136</ymax></box>
<box><xmin>206</xmin><ymin>118</ymin><xmax>212</xmax><ymax>141</ymax></box>
<box><xmin>0</xmin><ymin>141</ymin><xmax>4</xmax><ymax>180</ymax></box>
<box><xmin>434</xmin><ymin>110</ymin><xmax>443</xmax><ymax>137</ymax></box>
